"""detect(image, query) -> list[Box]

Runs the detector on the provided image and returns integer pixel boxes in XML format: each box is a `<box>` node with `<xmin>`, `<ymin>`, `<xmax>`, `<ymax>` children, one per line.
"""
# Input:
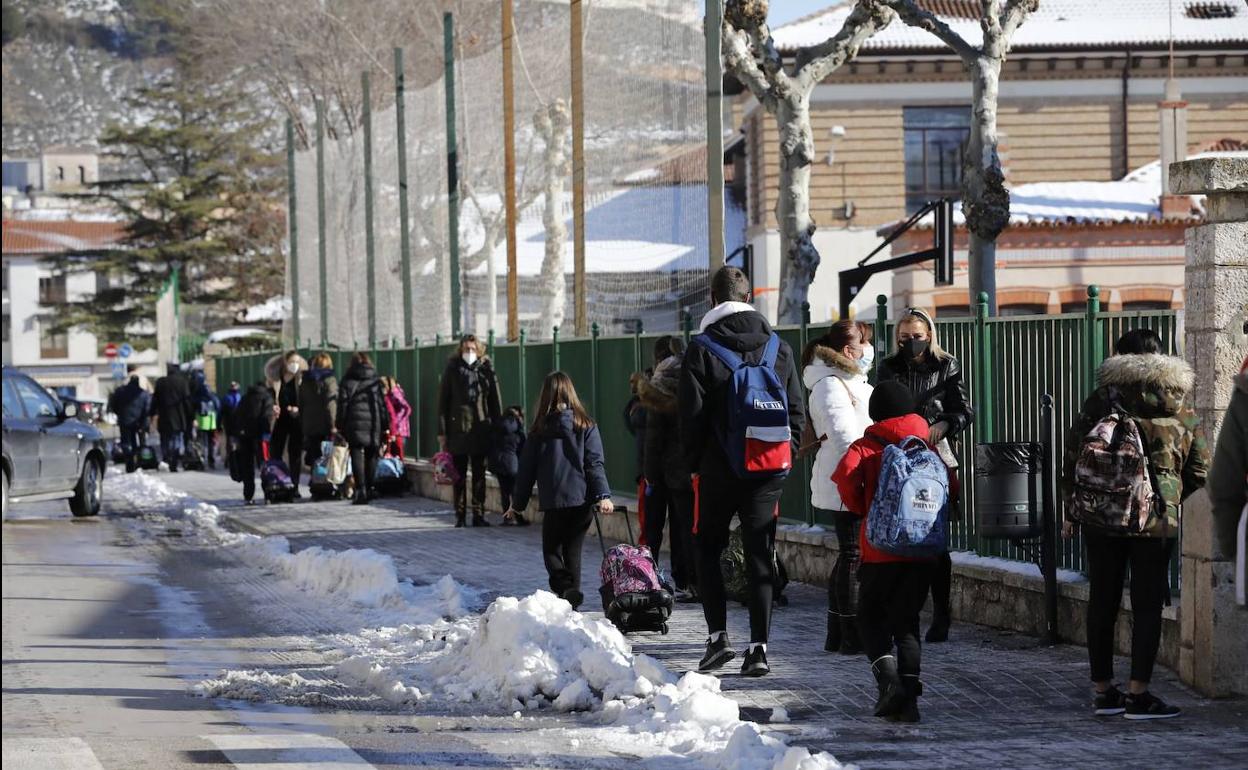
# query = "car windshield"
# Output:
<box><xmin>12</xmin><ymin>375</ymin><xmax>59</xmax><ymax>418</ymax></box>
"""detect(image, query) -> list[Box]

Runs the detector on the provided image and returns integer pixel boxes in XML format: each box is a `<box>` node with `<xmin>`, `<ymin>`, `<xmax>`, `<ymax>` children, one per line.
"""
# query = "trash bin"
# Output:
<box><xmin>975</xmin><ymin>442</ymin><xmax>1043</xmax><ymax>539</ymax></box>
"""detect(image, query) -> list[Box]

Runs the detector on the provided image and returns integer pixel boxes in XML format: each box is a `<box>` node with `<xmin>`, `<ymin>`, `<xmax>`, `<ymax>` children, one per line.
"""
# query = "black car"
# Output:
<box><xmin>2</xmin><ymin>367</ymin><xmax>107</xmax><ymax>517</ymax></box>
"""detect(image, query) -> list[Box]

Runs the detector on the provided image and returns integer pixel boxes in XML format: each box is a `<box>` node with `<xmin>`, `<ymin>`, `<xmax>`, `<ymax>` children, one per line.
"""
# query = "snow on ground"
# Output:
<box><xmin>110</xmin><ymin>471</ymin><xmax>851</xmax><ymax>770</ymax></box>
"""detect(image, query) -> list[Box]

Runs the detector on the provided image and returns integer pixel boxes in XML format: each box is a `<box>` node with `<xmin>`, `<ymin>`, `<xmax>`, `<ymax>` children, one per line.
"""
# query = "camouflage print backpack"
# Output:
<box><xmin>1070</xmin><ymin>411</ymin><xmax>1160</xmax><ymax>535</ymax></box>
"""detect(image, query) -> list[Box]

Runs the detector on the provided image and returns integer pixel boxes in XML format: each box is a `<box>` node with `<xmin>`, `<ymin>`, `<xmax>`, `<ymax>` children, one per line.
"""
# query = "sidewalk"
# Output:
<box><xmin>161</xmin><ymin>471</ymin><xmax>1248</xmax><ymax>769</ymax></box>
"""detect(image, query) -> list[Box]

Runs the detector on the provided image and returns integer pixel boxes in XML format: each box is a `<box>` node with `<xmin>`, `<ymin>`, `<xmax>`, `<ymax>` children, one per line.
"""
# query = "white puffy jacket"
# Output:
<box><xmin>803</xmin><ymin>346</ymin><xmax>873</xmax><ymax>512</ymax></box>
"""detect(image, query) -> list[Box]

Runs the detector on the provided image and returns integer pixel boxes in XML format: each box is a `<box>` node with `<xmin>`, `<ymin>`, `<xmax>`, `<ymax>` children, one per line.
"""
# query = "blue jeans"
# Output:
<box><xmin>159</xmin><ymin>431</ymin><xmax>184</xmax><ymax>469</ymax></box>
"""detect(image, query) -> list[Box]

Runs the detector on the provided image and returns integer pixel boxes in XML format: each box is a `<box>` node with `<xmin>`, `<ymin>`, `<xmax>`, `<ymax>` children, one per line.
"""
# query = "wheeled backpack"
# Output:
<box><xmin>1069</xmin><ymin>410</ymin><xmax>1160</xmax><ymax>535</ymax></box>
<box><xmin>690</xmin><ymin>331</ymin><xmax>792</xmax><ymax>479</ymax></box>
<box><xmin>260</xmin><ymin>443</ymin><xmax>296</xmax><ymax>503</ymax></box>
<box><xmin>181</xmin><ymin>440</ymin><xmax>205</xmax><ymax>471</ymax></box>
<box><xmin>309</xmin><ymin>440</ymin><xmax>353</xmax><ymax>500</ymax></box>
<box><xmin>373</xmin><ymin>441</ymin><xmax>409</xmax><ymax>496</ymax></box>
<box><xmin>866</xmin><ymin>436</ymin><xmax>949</xmax><ymax>558</ymax></box>
<box><xmin>594</xmin><ymin>510</ymin><xmax>673</xmax><ymax>635</ymax></box>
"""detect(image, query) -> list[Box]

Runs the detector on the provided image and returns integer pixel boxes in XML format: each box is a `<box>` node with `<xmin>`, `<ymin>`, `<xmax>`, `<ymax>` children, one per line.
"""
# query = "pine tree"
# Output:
<box><xmin>51</xmin><ymin>70</ymin><xmax>283</xmax><ymax>344</ymax></box>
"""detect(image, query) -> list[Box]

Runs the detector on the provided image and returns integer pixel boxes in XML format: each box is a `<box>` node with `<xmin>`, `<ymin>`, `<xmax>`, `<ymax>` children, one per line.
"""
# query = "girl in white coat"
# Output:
<box><xmin>802</xmin><ymin>321</ymin><xmax>873</xmax><ymax>654</ymax></box>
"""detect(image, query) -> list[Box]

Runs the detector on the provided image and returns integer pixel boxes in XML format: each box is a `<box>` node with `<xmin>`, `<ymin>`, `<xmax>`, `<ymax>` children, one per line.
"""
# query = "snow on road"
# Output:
<box><xmin>110</xmin><ymin>471</ymin><xmax>850</xmax><ymax>770</ymax></box>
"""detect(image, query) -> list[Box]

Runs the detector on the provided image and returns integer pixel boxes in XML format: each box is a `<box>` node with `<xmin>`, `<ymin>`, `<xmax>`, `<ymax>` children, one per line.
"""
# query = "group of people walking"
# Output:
<box><xmin>108</xmin><ymin>362</ymin><xmax>226</xmax><ymax>473</ymax></box>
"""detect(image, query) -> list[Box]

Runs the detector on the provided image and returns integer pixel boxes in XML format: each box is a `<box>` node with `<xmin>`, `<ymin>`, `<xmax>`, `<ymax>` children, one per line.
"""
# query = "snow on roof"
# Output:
<box><xmin>206</xmin><ymin>327</ymin><xmax>274</xmax><ymax>343</ymax></box>
<box><xmin>240</xmin><ymin>296</ymin><xmax>290</xmax><ymax>323</ymax></box>
<box><xmin>774</xmin><ymin>0</ymin><xmax>1248</xmax><ymax>53</ymax></box>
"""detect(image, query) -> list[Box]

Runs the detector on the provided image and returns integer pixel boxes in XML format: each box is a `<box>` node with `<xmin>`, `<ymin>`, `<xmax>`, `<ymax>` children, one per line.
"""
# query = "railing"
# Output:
<box><xmin>215</xmin><ymin>284</ymin><xmax>1180</xmax><ymax>585</ymax></box>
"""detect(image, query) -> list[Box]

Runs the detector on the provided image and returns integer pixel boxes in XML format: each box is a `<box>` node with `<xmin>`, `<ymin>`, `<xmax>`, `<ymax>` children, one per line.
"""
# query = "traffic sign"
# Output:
<box><xmin>103</xmin><ymin>343</ymin><xmax>119</xmax><ymax>358</ymax></box>
<box><xmin>118</xmin><ymin>343</ymin><xmax>133</xmax><ymax>359</ymax></box>
<box><xmin>110</xmin><ymin>361</ymin><xmax>126</xmax><ymax>380</ymax></box>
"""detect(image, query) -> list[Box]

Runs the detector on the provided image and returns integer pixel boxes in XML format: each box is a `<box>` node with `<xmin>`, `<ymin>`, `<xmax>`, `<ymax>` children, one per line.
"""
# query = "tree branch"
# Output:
<box><xmin>1000</xmin><ymin>0</ymin><xmax>1039</xmax><ymax>43</ymax></box>
<box><xmin>720</xmin><ymin>19</ymin><xmax>779</xmax><ymax>109</ymax></box>
<box><xmin>795</xmin><ymin>1</ymin><xmax>897</xmax><ymax>90</ymax></box>
<box><xmin>882</xmin><ymin>0</ymin><xmax>979</xmax><ymax>64</ymax></box>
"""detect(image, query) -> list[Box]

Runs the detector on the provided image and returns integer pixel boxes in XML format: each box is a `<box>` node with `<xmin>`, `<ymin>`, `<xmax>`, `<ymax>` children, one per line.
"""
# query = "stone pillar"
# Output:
<box><xmin>1173</xmin><ymin>156</ymin><xmax>1248</xmax><ymax>697</ymax></box>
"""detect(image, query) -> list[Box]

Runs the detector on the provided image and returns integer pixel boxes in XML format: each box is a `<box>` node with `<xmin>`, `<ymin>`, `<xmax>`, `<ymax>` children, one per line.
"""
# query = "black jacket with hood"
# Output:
<box><xmin>678</xmin><ymin>302</ymin><xmax>806</xmax><ymax>482</ymax></box>
<box><xmin>108</xmin><ymin>378</ymin><xmax>151</xmax><ymax>428</ymax></box>
<box><xmin>512</xmin><ymin>408</ymin><xmax>610</xmax><ymax>512</ymax></box>
<box><xmin>639</xmin><ymin>354</ymin><xmax>691</xmax><ymax>492</ymax></box>
<box><xmin>237</xmin><ymin>382</ymin><xmax>276</xmax><ymax>441</ymax></box>
<box><xmin>151</xmin><ymin>368</ymin><xmax>193</xmax><ymax>434</ymax></box>
<box><xmin>337</xmin><ymin>362</ymin><xmax>390</xmax><ymax>448</ymax></box>
<box><xmin>488</xmin><ymin>411</ymin><xmax>526</xmax><ymax>478</ymax></box>
<box><xmin>438</xmin><ymin>355</ymin><xmax>502</xmax><ymax>456</ymax></box>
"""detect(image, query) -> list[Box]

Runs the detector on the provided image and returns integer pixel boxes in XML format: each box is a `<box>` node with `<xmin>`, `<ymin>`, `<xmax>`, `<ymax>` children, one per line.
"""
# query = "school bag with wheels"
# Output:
<box><xmin>1069</xmin><ymin>410</ymin><xmax>1161</xmax><ymax>535</ymax></box>
<box><xmin>432</xmin><ymin>450</ymin><xmax>460</xmax><ymax>486</ymax></box>
<box><xmin>309</xmin><ymin>440</ymin><xmax>353</xmax><ymax>500</ymax></box>
<box><xmin>594</xmin><ymin>510</ymin><xmax>673</xmax><ymax>635</ymax></box>
<box><xmin>374</xmin><ymin>440</ymin><xmax>409</xmax><ymax>496</ymax></box>
<box><xmin>136</xmin><ymin>433</ymin><xmax>159</xmax><ymax>471</ymax></box>
<box><xmin>181</xmin><ymin>440</ymin><xmax>205</xmax><ymax>471</ymax></box>
<box><xmin>719</xmin><ymin>526</ymin><xmax>790</xmax><ymax>607</ymax></box>
<box><xmin>260</xmin><ymin>443</ymin><xmax>296</xmax><ymax>503</ymax></box>
<box><xmin>690</xmin><ymin>331</ymin><xmax>792</xmax><ymax>479</ymax></box>
<box><xmin>866</xmin><ymin>436</ymin><xmax>949</xmax><ymax>558</ymax></box>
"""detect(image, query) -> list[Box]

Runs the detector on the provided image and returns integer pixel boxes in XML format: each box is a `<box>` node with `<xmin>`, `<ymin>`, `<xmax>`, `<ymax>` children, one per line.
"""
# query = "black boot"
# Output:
<box><xmin>472</xmin><ymin>510</ymin><xmax>490</xmax><ymax>527</ymax></box>
<box><xmin>454</xmin><ymin>514</ymin><xmax>466</xmax><ymax>528</ymax></box>
<box><xmin>824</xmin><ymin>610</ymin><xmax>842</xmax><ymax>653</ymax></box>
<box><xmin>871</xmin><ymin>656</ymin><xmax>906</xmax><ymax>718</ymax></box>
<box><xmin>891</xmin><ymin>677</ymin><xmax>922</xmax><ymax>723</ymax></box>
<box><xmin>839</xmin><ymin>615</ymin><xmax>862</xmax><ymax>655</ymax></box>
<box><xmin>925</xmin><ymin>613</ymin><xmax>950</xmax><ymax>643</ymax></box>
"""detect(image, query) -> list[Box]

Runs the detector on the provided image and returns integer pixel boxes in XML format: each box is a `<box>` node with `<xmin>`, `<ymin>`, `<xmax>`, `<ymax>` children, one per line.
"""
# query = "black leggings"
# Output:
<box><xmin>642</xmin><ymin>483</ymin><xmax>693</xmax><ymax>588</ymax></box>
<box><xmin>827</xmin><ymin>510</ymin><xmax>861</xmax><ymax>621</ymax></box>
<box><xmin>271</xmin><ymin>416</ymin><xmax>303</xmax><ymax>487</ymax></box>
<box><xmin>542</xmin><ymin>505</ymin><xmax>595</xmax><ymax>595</ymax></box>
<box><xmin>695</xmin><ymin>475</ymin><xmax>785</xmax><ymax>644</ymax></box>
<box><xmin>858</xmin><ymin>561</ymin><xmax>934</xmax><ymax>681</ymax></box>
<box><xmin>350</xmin><ymin>445</ymin><xmax>379</xmax><ymax>494</ymax></box>
<box><xmin>929</xmin><ymin>550</ymin><xmax>952</xmax><ymax>619</ymax></box>
<box><xmin>1085</xmin><ymin>534</ymin><xmax>1172</xmax><ymax>683</ymax></box>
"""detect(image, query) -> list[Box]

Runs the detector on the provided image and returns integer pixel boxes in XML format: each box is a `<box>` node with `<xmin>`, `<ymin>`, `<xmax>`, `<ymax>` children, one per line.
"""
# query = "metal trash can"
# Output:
<box><xmin>975</xmin><ymin>442</ymin><xmax>1043</xmax><ymax>539</ymax></box>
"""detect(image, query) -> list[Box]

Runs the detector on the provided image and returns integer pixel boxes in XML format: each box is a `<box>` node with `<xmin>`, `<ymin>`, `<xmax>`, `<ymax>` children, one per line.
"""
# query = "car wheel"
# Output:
<box><xmin>70</xmin><ymin>457</ymin><xmax>103</xmax><ymax>517</ymax></box>
<box><xmin>2</xmin><ymin>470</ymin><xmax>9</xmax><ymax>519</ymax></box>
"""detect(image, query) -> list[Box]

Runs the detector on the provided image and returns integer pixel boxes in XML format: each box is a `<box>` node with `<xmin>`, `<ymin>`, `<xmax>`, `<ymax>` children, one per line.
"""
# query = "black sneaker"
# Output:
<box><xmin>1094</xmin><ymin>685</ymin><xmax>1127</xmax><ymax>716</ymax></box>
<box><xmin>698</xmin><ymin>636</ymin><xmax>736</xmax><ymax>673</ymax></box>
<box><xmin>1124</xmin><ymin>691</ymin><xmax>1181</xmax><ymax>720</ymax></box>
<box><xmin>514</xmin><ymin>513</ymin><xmax>531</xmax><ymax>527</ymax></box>
<box><xmin>740</xmin><ymin>646</ymin><xmax>770</xmax><ymax>677</ymax></box>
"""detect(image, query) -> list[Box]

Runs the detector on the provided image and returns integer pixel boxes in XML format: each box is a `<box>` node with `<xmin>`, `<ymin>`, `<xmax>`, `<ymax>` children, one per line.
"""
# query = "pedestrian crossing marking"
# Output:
<box><xmin>203</xmin><ymin>733</ymin><xmax>375</xmax><ymax>769</ymax></box>
<box><xmin>2</xmin><ymin>737</ymin><xmax>107</xmax><ymax>770</ymax></box>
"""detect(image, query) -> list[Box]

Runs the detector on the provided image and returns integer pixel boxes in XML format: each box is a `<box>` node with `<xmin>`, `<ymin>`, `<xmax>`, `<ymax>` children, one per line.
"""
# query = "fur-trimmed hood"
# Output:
<box><xmin>802</xmin><ymin>344</ymin><xmax>866</xmax><ymax>390</ymax></box>
<box><xmin>1095</xmin><ymin>353</ymin><xmax>1194</xmax><ymax>418</ymax></box>
<box><xmin>638</xmin><ymin>354</ymin><xmax>682</xmax><ymax>415</ymax></box>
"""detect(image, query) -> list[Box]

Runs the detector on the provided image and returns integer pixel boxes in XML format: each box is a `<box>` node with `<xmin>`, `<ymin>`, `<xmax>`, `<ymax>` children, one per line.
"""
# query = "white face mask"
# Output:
<box><xmin>286</xmin><ymin>362</ymin><xmax>300</xmax><ymax>375</ymax></box>
<box><xmin>857</xmin><ymin>343</ymin><xmax>875</xmax><ymax>374</ymax></box>
<box><xmin>462</xmin><ymin>350</ymin><xmax>478</xmax><ymax>366</ymax></box>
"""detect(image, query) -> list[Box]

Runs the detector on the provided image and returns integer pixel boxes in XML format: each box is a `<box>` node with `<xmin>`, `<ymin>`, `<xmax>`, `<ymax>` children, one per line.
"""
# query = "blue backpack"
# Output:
<box><xmin>866</xmin><ymin>436</ymin><xmax>949</xmax><ymax>557</ymax></box>
<box><xmin>693</xmin><ymin>331</ymin><xmax>792</xmax><ymax>479</ymax></box>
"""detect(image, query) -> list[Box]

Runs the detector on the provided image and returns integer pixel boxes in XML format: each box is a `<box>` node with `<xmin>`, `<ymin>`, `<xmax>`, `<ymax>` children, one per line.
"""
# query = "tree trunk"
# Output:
<box><xmin>774</xmin><ymin>92</ymin><xmax>819</xmax><ymax>324</ymax></box>
<box><xmin>486</xmin><ymin>239</ymin><xmax>498</xmax><ymax>335</ymax></box>
<box><xmin>962</xmin><ymin>56</ymin><xmax>1009</xmax><ymax>315</ymax></box>
<box><xmin>536</xmin><ymin>101</ymin><xmax>570</xmax><ymax>338</ymax></box>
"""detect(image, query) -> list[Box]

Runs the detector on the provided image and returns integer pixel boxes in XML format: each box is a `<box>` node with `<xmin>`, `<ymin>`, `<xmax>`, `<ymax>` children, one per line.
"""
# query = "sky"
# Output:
<box><xmin>767</xmin><ymin>0</ymin><xmax>838</xmax><ymax>27</ymax></box>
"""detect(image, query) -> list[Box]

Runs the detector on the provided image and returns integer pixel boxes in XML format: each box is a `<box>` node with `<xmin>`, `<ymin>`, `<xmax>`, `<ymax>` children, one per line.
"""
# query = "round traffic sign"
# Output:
<box><xmin>118</xmin><ymin>343</ymin><xmax>133</xmax><ymax>359</ymax></box>
<box><xmin>103</xmin><ymin>343</ymin><xmax>119</xmax><ymax>358</ymax></box>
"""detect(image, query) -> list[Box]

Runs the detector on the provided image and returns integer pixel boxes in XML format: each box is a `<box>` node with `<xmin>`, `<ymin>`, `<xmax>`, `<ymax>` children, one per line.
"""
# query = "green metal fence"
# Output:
<box><xmin>215</xmin><ymin>284</ymin><xmax>1179</xmax><ymax>581</ymax></box>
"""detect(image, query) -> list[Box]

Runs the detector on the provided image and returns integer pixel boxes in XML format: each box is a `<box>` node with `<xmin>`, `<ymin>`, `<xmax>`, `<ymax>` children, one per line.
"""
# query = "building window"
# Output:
<box><xmin>935</xmin><ymin>305</ymin><xmax>972</xmax><ymax>317</ymax></box>
<box><xmin>40</xmin><ymin>318</ymin><xmax>68</xmax><ymax>359</ymax></box>
<box><xmin>39</xmin><ymin>274</ymin><xmax>67</xmax><ymax>305</ymax></box>
<box><xmin>56</xmin><ymin>165</ymin><xmax>65</xmax><ymax>181</ymax></box>
<box><xmin>1122</xmin><ymin>300</ymin><xmax>1172</xmax><ymax>311</ymax></box>
<box><xmin>78</xmin><ymin>165</ymin><xmax>87</xmax><ymax>185</ymax></box>
<box><xmin>904</xmin><ymin>106</ymin><xmax>971</xmax><ymax>214</ymax></box>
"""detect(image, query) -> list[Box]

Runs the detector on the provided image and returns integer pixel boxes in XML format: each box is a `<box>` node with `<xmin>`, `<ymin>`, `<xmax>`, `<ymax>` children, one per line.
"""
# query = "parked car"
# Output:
<box><xmin>2</xmin><ymin>367</ymin><xmax>107</xmax><ymax>517</ymax></box>
<box><xmin>53</xmin><ymin>393</ymin><xmax>113</xmax><ymax>426</ymax></box>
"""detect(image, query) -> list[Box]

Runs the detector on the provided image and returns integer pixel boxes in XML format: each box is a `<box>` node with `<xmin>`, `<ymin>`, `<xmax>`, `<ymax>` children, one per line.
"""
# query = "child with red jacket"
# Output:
<box><xmin>832</xmin><ymin>381</ymin><xmax>947</xmax><ymax>724</ymax></box>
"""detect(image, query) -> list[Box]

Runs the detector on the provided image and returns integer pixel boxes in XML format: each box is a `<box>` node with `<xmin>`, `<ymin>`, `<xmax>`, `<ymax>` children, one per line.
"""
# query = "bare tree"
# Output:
<box><xmin>722</xmin><ymin>0</ymin><xmax>894</xmax><ymax>322</ymax></box>
<box><xmin>534</xmin><ymin>100</ymin><xmax>571</xmax><ymax>334</ymax></box>
<box><xmin>881</xmin><ymin>0</ymin><xmax>1037</xmax><ymax>312</ymax></box>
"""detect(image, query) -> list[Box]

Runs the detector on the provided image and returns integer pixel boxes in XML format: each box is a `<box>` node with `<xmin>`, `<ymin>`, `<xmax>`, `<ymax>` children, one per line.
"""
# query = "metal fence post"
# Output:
<box><xmin>800</xmin><ymin>300</ymin><xmax>812</xmax><ymax>525</ymax></box>
<box><xmin>633</xmin><ymin>319</ymin><xmax>643</xmax><ymax>374</ymax></box>
<box><xmin>413</xmin><ymin>337</ymin><xmax>421</xmax><ymax>455</ymax></box>
<box><xmin>681</xmin><ymin>309</ymin><xmax>692</xmax><ymax>346</ymax></box>
<box><xmin>362</xmin><ymin>70</ymin><xmax>377</xmax><ymax>349</ymax></box>
<box><xmin>1084</xmin><ymin>284</ymin><xmax>1102</xmax><ymax>395</ymax></box>
<box><xmin>444</xmin><ymin>12</ymin><xmax>462</xmax><ymax>338</ymax></box>
<box><xmin>518</xmin><ymin>328</ymin><xmax>528</xmax><ymax>411</ymax></box>
<box><xmin>315</xmin><ymin>98</ymin><xmax>328</xmax><ymax>346</ymax></box>
<box><xmin>590</xmin><ymin>322</ymin><xmax>600</xmax><ymax>417</ymax></box>
<box><xmin>552</xmin><ymin>326</ymin><xmax>561</xmax><ymax>372</ymax></box>
<box><xmin>394</xmin><ymin>47</ymin><xmax>414</xmax><ymax>346</ymax></box>
<box><xmin>975</xmin><ymin>291</ymin><xmax>995</xmax><ymax>443</ymax></box>
<box><xmin>285</xmin><ymin>118</ymin><xmax>300</xmax><ymax>347</ymax></box>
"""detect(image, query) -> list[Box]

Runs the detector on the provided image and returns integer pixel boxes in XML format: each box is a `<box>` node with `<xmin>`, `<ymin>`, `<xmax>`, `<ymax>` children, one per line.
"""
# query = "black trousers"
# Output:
<box><xmin>497</xmin><ymin>473</ymin><xmax>516</xmax><ymax>512</ymax></box>
<box><xmin>271</xmin><ymin>416</ymin><xmax>303</xmax><ymax>487</ymax></box>
<box><xmin>825</xmin><ymin>510</ymin><xmax>861</xmax><ymax>621</ymax></box>
<box><xmin>350</xmin><ymin>444</ymin><xmax>379</xmax><ymax>495</ymax></box>
<box><xmin>929</xmin><ymin>549</ymin><xmax>952</xmax><ymax>619</ymax></box>
<box><xmin>667</xmin><ymin>489</ymin><xmax>697</xmax><ymax>590</ymax></box>
<box><xmin>453</xmin><ymin>453</ymin><xmax>487</xmax><ymax>515</ymax></box>
<box><xmin>237</xmin><ymin>438</ymin><xmax>259</xmax><ymax>502</ymax></box>
<box><xmin>857</xmin><ymin>561</ymin><xmax>934</xmax><ymax>681</ymax></box>
<box><xmin>642</xmin><ymin>482</ymin><xmax>690</xmax><ymax>587</ymax></box>
<box><xmin>542</xmin><ymin>505</ymin><xmax>595</xmax><ymax>595</ymax></box>
<box><xmin>695</xmin><ymin>475</ymin><xmax>785</xmax><ymax>644</ymax></box>
<box><xmin>1085</xmin><ymin>534</ymin><xmax>1172</xmax><ymax>684</ymax></box>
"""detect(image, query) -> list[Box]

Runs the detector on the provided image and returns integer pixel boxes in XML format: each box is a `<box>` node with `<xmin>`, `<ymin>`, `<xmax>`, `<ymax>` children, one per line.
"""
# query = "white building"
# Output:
<box><xmin>2</xmin><ymin>218</ymin><xmax>156</xmax><ymax>398</ymax></box>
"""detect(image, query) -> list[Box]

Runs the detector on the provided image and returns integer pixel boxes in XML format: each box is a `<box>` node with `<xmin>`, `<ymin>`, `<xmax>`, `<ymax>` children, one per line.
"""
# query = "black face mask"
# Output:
<box><xmin>902</xmin><ymin>338</ymin><xmax>930</xmax><ymax>360</ymax></box>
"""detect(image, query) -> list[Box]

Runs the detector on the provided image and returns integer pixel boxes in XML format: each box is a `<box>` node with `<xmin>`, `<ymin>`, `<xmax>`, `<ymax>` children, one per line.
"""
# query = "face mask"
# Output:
<box><xmin>462</xmin><ymin>350</ymin><xmax>478</xmax><ymax>366</ymax></box>
<box><xmin>286</xmin><ymin>362</ymin><xmax>300</xmax><ymax>375</ymax></box>
<box><xmin>901</xmin><ymin>338</ymin><xmax>930</xmax><ymax>360</ymax></box>
<box><xmin>857</xmin><ymin>343</ymin><xmax>875</xmax><ymax>374</ymax></box>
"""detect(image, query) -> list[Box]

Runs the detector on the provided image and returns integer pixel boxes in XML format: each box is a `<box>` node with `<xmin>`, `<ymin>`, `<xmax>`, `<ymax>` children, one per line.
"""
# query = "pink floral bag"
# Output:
<box><xmin>432</xmin><ymin>451</ymin><xmax>460</xmax><ymax>486</ymax></box>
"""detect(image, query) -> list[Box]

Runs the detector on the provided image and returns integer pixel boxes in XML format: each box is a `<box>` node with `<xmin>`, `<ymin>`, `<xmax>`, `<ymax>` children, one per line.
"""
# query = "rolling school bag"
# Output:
<box><xmin>594</xmin><ymin>510</ymin><xmax>673</xmax><ymax>635</ymax></box>
<box><xmin>374</xmin><ymin>441</ymin><xmax>409</xmax><ymax>496</ymax></box>
<box><xmin>866</xmin><ymin>436</ymin><xmax>949</xmax><ymax>558</ymax></box>
<box><xmin>181</xmin><ymin>440</ymin><xmax>205</xmax><ymax>471</ymax></box>
<box><xmin>136</xmin><ymin>433</ymin><xmax>159</xmax><ymax>471</ymax></box>
<box><xmin>310</xmin><ymin>440</ymin><xmax>353</xmax><ymax>499</ymax></box>
<box><xmin>690</xmin><ymin>331</ymin><xmax>792</xmax><ymax>479</ymax></box>
<box><xmin>260</xmin><ymin>442</ymin><xmax>296</xmax><ymax>503</ymax></box>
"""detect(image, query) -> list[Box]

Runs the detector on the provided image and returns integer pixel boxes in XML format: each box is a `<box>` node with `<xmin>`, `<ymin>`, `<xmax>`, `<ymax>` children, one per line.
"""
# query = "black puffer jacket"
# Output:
<box><xmin>638</xmin><ymin>355</ymin><xmax>690</xmax><ymax>492</ymax></box>
<box><xmin>237</xmin><ymin>382</ymin><xmax>275</xmax><ymax>440</ymax></box>
<box><xmin>488</xmin><ymin>412</ymin><xmax>526</xmax><ymax>478</ymax></box>
<box><xmin>512</xmin><ymin>409</ymin><xmax>610</xmax><ymax>512</ymax></box>
<box><xmin>108</xmin><ymin>379</ymin><xmax>150</xmax><ymax>428</ymax></box>
<box><xmin>337</xmin><ymin>362</ymin><xmax>390</xmax><ymax>448</ymax></box>
<box><xmin>678</xmin><ymin>303</ymin><xmax>806</xmax><ymax>482</ymax></box>
<box><xmin>875</xmin><ymin>349</ymin><xmax>974</xmax><ymax>437</ymax></box>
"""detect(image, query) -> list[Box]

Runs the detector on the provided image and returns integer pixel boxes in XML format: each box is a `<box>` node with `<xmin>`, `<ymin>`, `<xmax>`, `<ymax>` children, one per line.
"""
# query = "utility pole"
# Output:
<box><xmin>362</xmin><ymin>70</ymin><xmax>377</xmax><ymax>348</ymax></box>
<box><xmin>570</xmin><ymin>0</ymin><xmax>587</xmax><ymax>336</ymax></box>
<box><xmin>315</xmin><ymin>98</ymin><xmax>328</xmax><ymax>346</ymax></box>
<box><xmin>444</xmin><ymin>12</ymin><xmax>462</xmax><ymax>338</ymax></box>
<box><xmin>705</xmin><ymin>0</ymin><xmax>725</xmax><ymax>271</ymax></box>
<box><xmin>394</xmin><ymin>47</ymin><xmax>414</xmax><ymax>346</ymax></box>
<box><xmin>285</xmin><ymin>118</ymin><xmax>300</xmax><ymax>346</ymax></box>
<box><xmin>502</xmin><ymin>0</ymin><xmax>519</xmax><ymax>341</ymax></box>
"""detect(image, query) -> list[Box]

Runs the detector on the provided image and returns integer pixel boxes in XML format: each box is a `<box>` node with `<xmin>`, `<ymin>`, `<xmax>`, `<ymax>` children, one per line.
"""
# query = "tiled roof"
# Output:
<box><xmin>2</xmin><ymin>219</ymin><xmax>126</xmax><ymax>255</ymax></box>
<box><xmin>774</xmin><ymin>0</ymin><xmax>1248</xmax><ymax>53</ymax></box>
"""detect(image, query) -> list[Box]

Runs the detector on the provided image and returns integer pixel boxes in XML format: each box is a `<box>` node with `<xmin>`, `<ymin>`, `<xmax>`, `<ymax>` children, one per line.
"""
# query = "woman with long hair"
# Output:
<box><xmin>506</xmin><ymin>372</ymin><xmax>613</xmax><ymax>610</ymax></box>
<box><xmin>875</xmin><ymin>307</ymin><xmax>974</xmax><ymax>643</ymax></box>
<box><xmin>802</xmin><ymin>320</ymin><xmax>873</xmax><ymax>654</ymax></box>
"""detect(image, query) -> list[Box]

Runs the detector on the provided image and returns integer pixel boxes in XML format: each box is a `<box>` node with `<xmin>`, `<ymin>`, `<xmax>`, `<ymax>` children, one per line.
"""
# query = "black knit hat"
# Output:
<box><xmin>869</xmin><ymin>381</ymin><xmax>917</xmax><ymax>422</ymax></box>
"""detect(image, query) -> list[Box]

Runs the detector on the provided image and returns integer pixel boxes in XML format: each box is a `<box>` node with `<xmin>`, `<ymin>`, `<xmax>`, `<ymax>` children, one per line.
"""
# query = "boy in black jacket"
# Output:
<box><xmin>490</xmin><ymin>406</ymin><xmax>529</xmax><ymax>526</ymax></box>
<box><xmin>678</xmin><ymin>266</ymin><xmax>806</xmax><ymax>677</ymax></box>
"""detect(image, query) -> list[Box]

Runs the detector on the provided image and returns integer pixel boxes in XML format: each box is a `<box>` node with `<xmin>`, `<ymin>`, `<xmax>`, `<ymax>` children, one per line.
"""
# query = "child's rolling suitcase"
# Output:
<box><xmin>595</xmin><ymin>509</ymin><xmax>673</xmax><ymax>635</ymax></box>
<box><xmin>260</xmin><ymin>442</ymin><xmax>296</xmax><ymax>503</ymax></box>
<box><xmin>373</xmin><ymin>439</ymin><xmax>409</xmax><ymax>497</ymax></box>
<box><xmin>181</xmin><ymin>440</ymin><xmax>205</xmax><ymax>471</ymax></box>
<box><xmin>136</xmin><ymin>433</ymin><xmax>159</xmax><ymax>471</ymax></box>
